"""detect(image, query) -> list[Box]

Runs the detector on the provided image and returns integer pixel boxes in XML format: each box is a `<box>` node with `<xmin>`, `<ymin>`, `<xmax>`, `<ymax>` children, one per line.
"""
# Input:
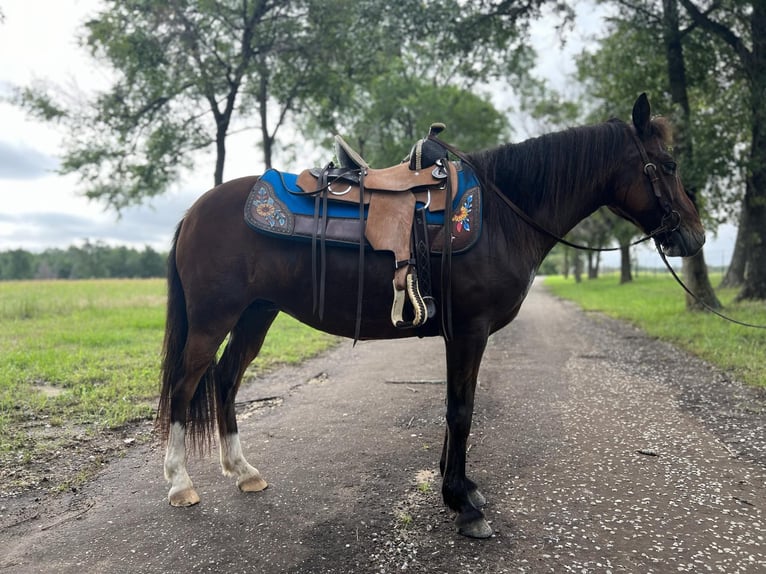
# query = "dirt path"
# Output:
<box><xmin>1</xmin><ymin>280</ymin><xmax>764</xmax><ymax>573</ymax></box>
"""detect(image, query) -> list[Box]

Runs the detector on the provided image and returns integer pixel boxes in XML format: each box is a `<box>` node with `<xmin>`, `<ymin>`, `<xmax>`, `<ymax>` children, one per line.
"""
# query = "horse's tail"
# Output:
<box><xmin>157</xmin><ymin>220</ymin><xmax>217</xmax><ymax>452</ymax></box>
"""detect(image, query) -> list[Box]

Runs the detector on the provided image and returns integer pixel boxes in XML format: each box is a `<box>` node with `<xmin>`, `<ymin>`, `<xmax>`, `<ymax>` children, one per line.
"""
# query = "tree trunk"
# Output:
<box><xmin>663</xmin><ymin>0</ymin><xmax>721</xmax><ymax>309</ymax></box>
<box><xmin>587</xmin><ymin>252</ymin><xmax>599</xmax><ymax>279</ymax></box>
<box><xmin>720</xmin><ymin>204</ymin><xmax>747</xmax><ymax>288</ymax></box>
<box><xmin>573</xmin><ymin>252</ymin><xmax>583</xmax><ymax>283</ymax></box>
<box><xmin>737</xmin><ymin>1</ymin><xmax>766</xmax><ymax>300</ymax></box>
<box><xmin>683</xmin><ymin>250</ymin><xmax>721</xmax><ymax>309</ymax></box>
<box><xmin>258</xmin><ymin>71</ymin><xmax>273</xmax><ymax>170</ymax></box>
<box><xmin>214</xmin><ymin>129</ymin><xmax>226</xmax><ymax>186</ymax></box>
<box><xmin>619</xmin><ymin>245</ymin><xmax>632</xmax><ymax>284</ymax></box>
<box><xmin>737</xmin><ymin>172</ymin><xmax>766</xmax><ymax>299</ymax></box>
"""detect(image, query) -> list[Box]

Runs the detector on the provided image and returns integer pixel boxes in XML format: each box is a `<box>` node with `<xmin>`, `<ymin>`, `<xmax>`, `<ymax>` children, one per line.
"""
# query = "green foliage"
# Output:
<box><xmin>16</xmin><ymin>0</ymin><xmax>551</xmax><ymax>212</ymax></box>
<box><xmin>336</xmin><ymin>65</ymin><xmax>511</xmax><ymax>166</ymax></box>
<box><xmin>0</xmin><ymin>279</ymin><xmax>338</xmax><ymax>478</ymax></box>
<box><xmin>0</xmin><ymin>242</ymin><xmax>166</xmax><ymax>280</ymax></box>
<box><xmin>574</xmin><ymin>4</ymin><xmax>749</xmax><ymax>222</ymax></box>
<box><xmin>539</xmin><ymin>244</ymin><xmax>565</xmax><ymax>275</ymax></box>
<box><xmin>545</xmin><ymin>273</ymin><xmax>766</xmax><ymax>387</ymax></box>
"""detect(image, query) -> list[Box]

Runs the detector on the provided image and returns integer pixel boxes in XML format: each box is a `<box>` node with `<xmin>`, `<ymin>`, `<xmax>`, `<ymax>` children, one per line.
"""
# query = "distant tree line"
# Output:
<box><xmin>0</xmin><ymin>241</ymin><xmax>166</xmax><ymax>280</ymax></box>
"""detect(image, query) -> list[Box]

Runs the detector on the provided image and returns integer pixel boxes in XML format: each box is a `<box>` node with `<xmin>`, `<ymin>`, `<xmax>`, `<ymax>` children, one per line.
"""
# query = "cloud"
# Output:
<box><xmin>0</xmin><ymin>187</ymin><xmax>199</xmax><ymax>252</ymax></box>
<box><xmin>0</xmin><ymin>140</ymin><xmax>59</xmax><ymax>179</ymax></box>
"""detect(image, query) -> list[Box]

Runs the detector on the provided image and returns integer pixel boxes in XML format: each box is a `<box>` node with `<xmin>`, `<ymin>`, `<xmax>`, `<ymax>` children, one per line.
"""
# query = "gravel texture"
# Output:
<box><xmin>1</xmin><ymin>280</ymin><xmax>763</xmax><ymax>573</ymax></box>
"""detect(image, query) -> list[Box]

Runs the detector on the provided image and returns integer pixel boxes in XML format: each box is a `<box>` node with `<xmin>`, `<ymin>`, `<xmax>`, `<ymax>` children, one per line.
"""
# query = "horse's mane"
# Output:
<box><xmin>466</xmin><ymin>120</ymin><xmax>626</xmax><ymax>216</ymax></box>
<box><xmin>464</xmin><ymin>117</ymin><xmax>673</xmax><ymax>221</ymax></box>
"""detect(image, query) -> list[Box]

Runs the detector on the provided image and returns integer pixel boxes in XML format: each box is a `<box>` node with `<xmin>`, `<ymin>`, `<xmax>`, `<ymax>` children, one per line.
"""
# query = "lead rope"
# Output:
<box><xmin>656</xmin><ymin>243</ymin><xmax>766</xmax><ymax>329</ymax></box>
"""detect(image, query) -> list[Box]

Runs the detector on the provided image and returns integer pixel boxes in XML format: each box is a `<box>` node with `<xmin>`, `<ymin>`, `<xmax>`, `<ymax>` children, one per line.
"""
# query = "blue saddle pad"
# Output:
<box><xmin>244</xmin><ymin>162</ymin><xmax>482</xmax><ymax>253</ymax></box>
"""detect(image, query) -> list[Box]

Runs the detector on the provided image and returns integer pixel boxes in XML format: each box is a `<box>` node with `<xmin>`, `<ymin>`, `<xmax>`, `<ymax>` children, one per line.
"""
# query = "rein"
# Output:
<box><xmin>487</xmin><ymin>184</ymin><xmax>669</xmax><ymax>253</ymax></box>
<box><xmin>431</xmin><ymin>133</ymin><xmax>766</xmax><ymax>330</ymax></box>
<box><xmin>429</xmin><ymin>130</ymin><xmax>678</xmax><ymax>254</ymax></box>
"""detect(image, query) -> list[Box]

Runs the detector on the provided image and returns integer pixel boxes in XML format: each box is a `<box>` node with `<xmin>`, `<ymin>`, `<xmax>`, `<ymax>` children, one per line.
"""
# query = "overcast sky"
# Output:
<box><xmin>0</xmin><ymin>0</ymin><xmax>736</xmax><ymax>268</ymax></box>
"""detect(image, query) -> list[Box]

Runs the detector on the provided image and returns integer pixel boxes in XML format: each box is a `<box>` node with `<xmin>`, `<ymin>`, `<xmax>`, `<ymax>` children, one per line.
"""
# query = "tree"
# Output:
<box><xmin>612</xmin><ymin>218</ymin><xmax>641</xmax><ymax>284</ymax></box>
<box><xmin>720</xmin><ymin>203</ymin><xmax>747</xmax><ymax>287</ymax></box>
<box><xmin>0</xmin><ymin>244</ymin><xmax>167</xmax><ymax>280</ymax></box>
<box><xmin>330</xmin><ymin>63</ymin><xmax>511</xmax><ymax>167</ymax></box>
<box><xmin>572</xmin><ymin>2</ymin><xmax>747</xmax><ymax>307</ymax></box>
<box><xmin>566</xmin><ymin>210</ymin><xmax>614</xmax><ymax>279</ymax></box>
<box><xmin>0</xmin><ymin>250</ymin><xmax>34</xmax><ymax>280</ymax></box>
<box><xmin>17</xmin><ymin>0</ymin><xmax>558</xmax><ymax>214</ymax></box>
<box><xmin>658</xmin><ymin>0</ymin><xmax>721</xmax><ymax>309</ymax></box>
<box><xmin>678</xmin><ymin>0</ymin><xmax>766</xmax><ymax>300</ymax></box>
<box><xmin>18</xmin><ymin>0</ymin><xmax>352</xmax><ymax>211</ymax></box>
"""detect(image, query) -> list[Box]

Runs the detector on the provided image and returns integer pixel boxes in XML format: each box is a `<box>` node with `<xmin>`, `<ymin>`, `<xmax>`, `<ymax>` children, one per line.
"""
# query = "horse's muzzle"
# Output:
<box><xmin>661</xmin><ymin>227</ymin><xmax>705</xmax><ymax>257</ymax></box>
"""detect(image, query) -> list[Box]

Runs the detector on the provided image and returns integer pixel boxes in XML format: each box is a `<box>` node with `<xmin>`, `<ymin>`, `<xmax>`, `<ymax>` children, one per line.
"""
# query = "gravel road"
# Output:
<box><xmin>1</xmin><ymin>280</ymin><xmax>764</xmax><ymax>573</ymax></box>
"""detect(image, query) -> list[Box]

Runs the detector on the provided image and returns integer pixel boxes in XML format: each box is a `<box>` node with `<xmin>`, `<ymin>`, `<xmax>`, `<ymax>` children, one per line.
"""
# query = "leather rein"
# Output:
<box><xmin>430</xmin><ymin>130</ymin><xmax>766</xmax><ymax>330</ymax></box>
<box><xmin>430</xmin><ymin>129</ymin><xmax>680</xmax><ymax>254</ymax></box>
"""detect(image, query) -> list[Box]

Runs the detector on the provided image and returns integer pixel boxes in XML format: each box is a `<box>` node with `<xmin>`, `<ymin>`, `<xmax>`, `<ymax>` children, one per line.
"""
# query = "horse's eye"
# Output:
<box><xmin>662</xmin><ymin>161</ymin><xmax>677</xmax><ymax>175</ymax></box>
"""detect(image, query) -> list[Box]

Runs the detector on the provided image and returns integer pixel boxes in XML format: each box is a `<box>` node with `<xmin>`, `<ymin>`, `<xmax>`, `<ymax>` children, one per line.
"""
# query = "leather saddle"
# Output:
<box><xmin>244</xmin><ymin>125</ymin><xmax>482</xmax><ymax>339</ymax></box>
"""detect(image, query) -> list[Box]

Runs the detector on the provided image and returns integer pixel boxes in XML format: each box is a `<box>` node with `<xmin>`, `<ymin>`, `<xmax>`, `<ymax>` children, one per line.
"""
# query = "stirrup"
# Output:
<box><xmin>391</xmin><ymin>273</ymin><xmax>428</xmax><ymax>329</ymax></box>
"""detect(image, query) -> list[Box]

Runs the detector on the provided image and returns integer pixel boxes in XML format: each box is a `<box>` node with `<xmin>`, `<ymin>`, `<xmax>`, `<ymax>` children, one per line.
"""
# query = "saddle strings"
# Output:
<box><xmin>439</xmin><ymin>159</ymin><xmax>454</xmax><ymax>341</ymax></box>
<box><xmin>354</xmin><ymin>170</ymin><xmax>366</xmax><ymax>343</ymax></box>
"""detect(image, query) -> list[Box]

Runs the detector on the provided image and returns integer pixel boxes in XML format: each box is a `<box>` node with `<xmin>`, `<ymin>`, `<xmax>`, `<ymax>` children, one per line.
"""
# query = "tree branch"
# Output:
<box><xmin>677</xmin><ymin>0</ymin><xmax>752</xmax><ymax>71</ymax></box>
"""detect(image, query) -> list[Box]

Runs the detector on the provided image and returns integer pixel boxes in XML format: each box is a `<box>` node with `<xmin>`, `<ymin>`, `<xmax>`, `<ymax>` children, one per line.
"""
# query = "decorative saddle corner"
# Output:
<box><xmin>244</xmin><ymin>125</ymin><xmax>482</xmax><ymax>336</ymax></box>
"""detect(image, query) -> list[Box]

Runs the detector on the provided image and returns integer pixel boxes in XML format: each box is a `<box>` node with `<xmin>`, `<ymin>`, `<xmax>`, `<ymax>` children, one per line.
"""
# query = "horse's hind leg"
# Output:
<box><xmin>215</xmin><ymin>302</ymin><xmax>279</xmax><ymax>492</ymax></box>
<box><xmin>164</xmin><ymin>329</ymin><xmax>228</xmax><ymax>506</ymax></box>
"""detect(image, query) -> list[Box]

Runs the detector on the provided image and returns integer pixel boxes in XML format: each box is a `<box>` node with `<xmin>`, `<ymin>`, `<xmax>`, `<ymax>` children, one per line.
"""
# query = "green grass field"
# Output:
<box><xmin>545</xmin><ymin>272</ymin><xmax>766</xmax><ymax>388</ymax></box>
<box><xmin>0</xmin><ymin>279</ymin><xmax>338</xmax><ymax>484</ymax></box>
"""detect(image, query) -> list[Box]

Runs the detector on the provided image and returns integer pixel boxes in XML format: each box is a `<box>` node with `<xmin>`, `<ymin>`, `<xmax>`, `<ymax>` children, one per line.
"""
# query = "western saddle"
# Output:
<box><xmin>294</xmin><ymin>123</ymin><xmax>459</xmax><ymax>339</ymax></box>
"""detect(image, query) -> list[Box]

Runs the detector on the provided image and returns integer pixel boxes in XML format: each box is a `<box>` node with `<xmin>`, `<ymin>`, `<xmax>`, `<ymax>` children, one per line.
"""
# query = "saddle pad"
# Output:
<box><xmin>244</xmin><ymin>164</ymin><xmax>482</xmax><ymax>254</ymax></box>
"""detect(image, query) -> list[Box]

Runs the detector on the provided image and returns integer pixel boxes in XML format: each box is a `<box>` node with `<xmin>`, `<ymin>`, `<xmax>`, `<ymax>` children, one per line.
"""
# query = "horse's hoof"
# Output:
<box><xmin>468</xmin><ymin>488</ymin><xmax>487</xmax><ymax>508</ymax></box>
<box><xmin>456</xmin><ymin>515</ymin><xmax>493</xmax><ymax>539</ymax></box>
<box><xmin>238</xmin><ymin>475</ymin><xmax>268</xmax><ymax>493</ymax></box>
<box><xmin>169</xmin><ymin>487</ymin><xmax>200</xmax><ymax>507</ymax></box>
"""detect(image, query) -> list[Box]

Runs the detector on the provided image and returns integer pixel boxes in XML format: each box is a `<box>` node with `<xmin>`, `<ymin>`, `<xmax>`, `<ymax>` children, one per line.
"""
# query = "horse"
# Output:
<box><xmin>157</xmin><ymin>93</ymin><xmax>705</xmax><ymax>538</ymax></box>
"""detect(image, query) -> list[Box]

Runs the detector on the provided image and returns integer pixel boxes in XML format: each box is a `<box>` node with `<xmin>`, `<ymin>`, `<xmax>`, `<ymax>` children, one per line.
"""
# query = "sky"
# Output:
<box><xmin>0</xmin><ymin>0</ymin><xmax>736</xmax><ymax>268</ymax></box>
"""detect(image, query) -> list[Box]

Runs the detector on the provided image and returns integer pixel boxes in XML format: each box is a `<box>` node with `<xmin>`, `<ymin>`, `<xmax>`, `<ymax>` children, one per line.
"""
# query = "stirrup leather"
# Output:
<box><xmin>391</xmin><ymin>272</ymin><xmax>429</xmax><ymax>329</ymax></box>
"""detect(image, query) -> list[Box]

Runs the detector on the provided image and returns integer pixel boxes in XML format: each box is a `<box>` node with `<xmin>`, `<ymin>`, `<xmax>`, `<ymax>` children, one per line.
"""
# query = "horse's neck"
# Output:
<box><xmin>494</xmin><ymin>125</ymin><xmax>622</xmax><ymax>238</ymax></box>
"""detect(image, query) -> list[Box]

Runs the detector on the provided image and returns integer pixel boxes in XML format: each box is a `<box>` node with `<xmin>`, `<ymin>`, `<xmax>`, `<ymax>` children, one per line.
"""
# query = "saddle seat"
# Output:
<box><xmin>334</xmin><ymin>122</ymin><xmax>447</xmax><ymax>172</ymax></box>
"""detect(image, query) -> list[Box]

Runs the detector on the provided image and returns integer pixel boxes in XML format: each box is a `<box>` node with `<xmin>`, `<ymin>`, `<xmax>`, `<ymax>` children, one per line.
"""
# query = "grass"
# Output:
<box><xmin>544</xmin><ymin>272</ymin><xmax>766</xmax><ymax>388</ymax></box>
<box><xmin>0</xmin><ymin>279</ymin><xmax>339</xmax><ymax>466</ymax></box>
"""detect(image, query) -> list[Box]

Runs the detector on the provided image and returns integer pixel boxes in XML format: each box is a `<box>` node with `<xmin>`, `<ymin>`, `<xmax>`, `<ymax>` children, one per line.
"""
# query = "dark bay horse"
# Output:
<box><xmin>158</xmin><ymin>94</ymin><xmax>704</xmax><ymax>538</ymax></box>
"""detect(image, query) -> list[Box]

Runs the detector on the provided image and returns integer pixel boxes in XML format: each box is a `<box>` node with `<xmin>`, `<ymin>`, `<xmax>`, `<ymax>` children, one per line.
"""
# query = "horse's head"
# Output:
<box><xmin>609</xmin><ymin>93</ymin><xmax>705</xmax><ymax>257</ymax></box>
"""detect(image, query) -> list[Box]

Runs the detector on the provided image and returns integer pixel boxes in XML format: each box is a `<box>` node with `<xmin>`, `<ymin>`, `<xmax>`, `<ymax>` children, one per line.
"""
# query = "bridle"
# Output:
<box><xmin>629</xmin><ymin>133</ymin><xmax>765</xmax><ymax>328</ymax></box>
<box><xmin>437</xmin><ymin>126</ymin><xmax>682</xmax><ymax>254</ymax></box>
<box><xmin>628</xmin><ymin>129</ymin><xmax>682</xmax><ymax>242</ymax></box>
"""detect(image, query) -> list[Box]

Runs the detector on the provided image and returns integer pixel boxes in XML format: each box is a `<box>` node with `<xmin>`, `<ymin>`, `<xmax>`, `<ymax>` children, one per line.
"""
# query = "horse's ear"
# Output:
<box><xmin>632</xmin><ymin>93</ymin><xmax>651</xmax><ymax>137</ymax></box>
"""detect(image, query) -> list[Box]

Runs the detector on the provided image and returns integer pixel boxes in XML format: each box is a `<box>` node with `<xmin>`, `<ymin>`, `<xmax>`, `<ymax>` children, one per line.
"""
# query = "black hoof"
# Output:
<box><xmin>456</xmin><ymin>514</ymin><xmax>493</xmax><ymax>538</ymax></box>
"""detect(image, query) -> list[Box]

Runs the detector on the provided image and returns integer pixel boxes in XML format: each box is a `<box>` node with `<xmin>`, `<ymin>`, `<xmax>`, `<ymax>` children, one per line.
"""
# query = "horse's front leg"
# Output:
<box><xmin>440</xmin><ymin>430</ymin><xmax>487</xmax><ymax>508</ymax></box>
<box><xmin>441</xmin><ymin>333</ymin><xmax>492</xmax><ymax>538</ymax></box>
